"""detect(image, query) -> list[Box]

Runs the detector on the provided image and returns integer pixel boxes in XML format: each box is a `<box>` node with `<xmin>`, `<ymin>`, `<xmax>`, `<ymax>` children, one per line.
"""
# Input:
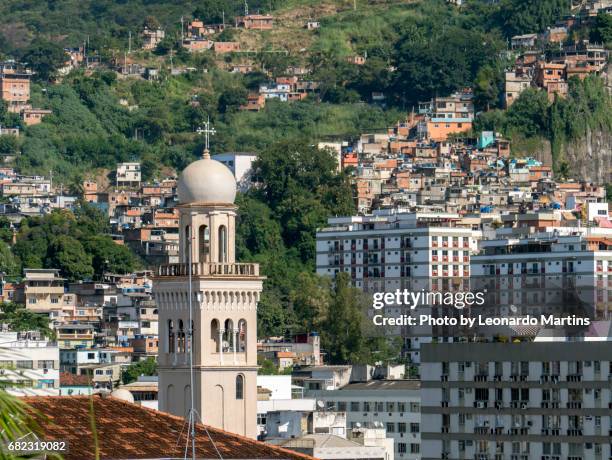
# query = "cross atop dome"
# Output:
<box><xmin>196</xmin><ymin>118</ymin><xmax>216</xmax><ymax>159</ymax></box>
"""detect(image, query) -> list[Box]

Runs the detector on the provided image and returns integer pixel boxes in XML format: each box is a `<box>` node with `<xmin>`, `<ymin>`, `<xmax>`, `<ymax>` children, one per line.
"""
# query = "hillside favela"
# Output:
<box><xmin>1</xmin><ymin>0</ymin><xmax>612</xmax><ymax>459</ymax></box>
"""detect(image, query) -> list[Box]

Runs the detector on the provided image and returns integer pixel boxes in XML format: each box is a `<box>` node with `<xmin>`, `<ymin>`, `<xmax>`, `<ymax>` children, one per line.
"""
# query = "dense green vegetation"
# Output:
<box><xmin>121</xmin><ymin>357</ymin><xmax>158</xmax><ymax>384</ymax></box>
<box><xmin>0</xmin><ymin>302</ymin><xmax>54</xmax><ymax>338</ymax></box>
<box><xmin>0</xmin><ymin>70</ymin><xmax>399</xmax><ymax>185</ymax></box>
<box><xmin>12</xmin><ymin>203</ymin><xmax>139</xmax><ymax>280</ymax></box>
<box><xmin>474</xmin><ymin>76</ymin><xmax>612</xmax><ymax>168</ymax></box>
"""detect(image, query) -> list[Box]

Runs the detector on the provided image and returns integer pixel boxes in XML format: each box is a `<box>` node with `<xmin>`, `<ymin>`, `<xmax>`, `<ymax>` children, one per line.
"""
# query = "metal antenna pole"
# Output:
<box><xmin>187</xmin><ymin>227</ymin><xmax>196</xmax><ymax>460</ymax></box>
<box><xmin>182</xmin><ymin>211</ymin><xmax>224</xmax><ymax>460</ymax></box>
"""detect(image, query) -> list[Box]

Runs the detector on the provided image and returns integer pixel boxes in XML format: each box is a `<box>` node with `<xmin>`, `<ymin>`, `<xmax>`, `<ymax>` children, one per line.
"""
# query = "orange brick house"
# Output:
<box><xmin>213</xmin><ymin>42</ymin><xmax>241</xmax><ymax>53</ymax></box>
<box><xmin>425</xmin><ymin>119</ymin><xmax>472</xmax><ymax>141</ymax></box>
<box><xmin>21</xmin><ymin>108</ymin><xmax>52</xmax><ymax>126</ymax></box>
<box><xmin>236</xmin><ymin>14</ymin><xmax>273</xmax><ymax>30</ymax></box>
<box><xmin>0</xmin><ymin>63</ymin><xmax>31</xmax><ymax>113</ymax></box>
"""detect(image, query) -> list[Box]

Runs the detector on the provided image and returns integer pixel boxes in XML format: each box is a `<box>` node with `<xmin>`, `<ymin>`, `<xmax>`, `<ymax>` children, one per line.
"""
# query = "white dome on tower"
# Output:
<box><xmin>177</xmin><ymin>150</ymin><xmax>237</xmax><ymax>205</ymax></box>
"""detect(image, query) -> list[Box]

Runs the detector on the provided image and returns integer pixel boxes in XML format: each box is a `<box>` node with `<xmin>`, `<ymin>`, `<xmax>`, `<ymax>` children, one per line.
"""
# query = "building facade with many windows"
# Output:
<box><xmin>311</xmin><ymin>380</ymin><xmax>422</xmax><ymax>460</ymax></box>
<box><xmin>420</xmin><ymin>341</ymin><xmax>612</xmax><ymax>460</ymax></box>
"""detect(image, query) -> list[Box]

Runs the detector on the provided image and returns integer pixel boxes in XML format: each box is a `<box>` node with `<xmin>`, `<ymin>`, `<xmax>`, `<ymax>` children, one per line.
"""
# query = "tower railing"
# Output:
<box><xmin>156</xmin><ymin>262</ymin><xmax>259</xmax><ymax>277</ymax></box>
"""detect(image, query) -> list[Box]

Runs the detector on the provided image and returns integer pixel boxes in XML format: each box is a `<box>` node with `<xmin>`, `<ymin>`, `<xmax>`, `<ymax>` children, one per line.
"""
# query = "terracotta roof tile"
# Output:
<box><xmin>23</xmin><ymin>395</ymin><xmax>315</xmax><ymax>460</ymax></box>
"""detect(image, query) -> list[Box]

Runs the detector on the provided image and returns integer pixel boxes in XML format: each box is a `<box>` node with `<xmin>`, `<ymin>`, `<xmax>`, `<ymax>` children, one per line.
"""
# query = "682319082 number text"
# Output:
<box><xmin>7</xmin><ymin>440</ymin><xmax>68</xmax><ymax>453</ymax></box>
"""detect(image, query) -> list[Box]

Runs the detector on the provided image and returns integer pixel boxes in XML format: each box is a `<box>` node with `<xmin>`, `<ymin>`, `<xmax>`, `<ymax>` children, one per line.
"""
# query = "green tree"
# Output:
<box><xmin>0</xmin><ymin>241</ymin><xmax>18</xmax><ymax>276</ymax></box>
<box><xmin>0</xmin><ymin>303</ymin><xmax>53</xmax><ymax>338</ymax></box>
<box><xmin>473</xmin><ymin>64</ymin><xmax>502</xmax><ymax>111</ymax></box>
<box><xmin>0</xmin><ymin>135</ymin><xmax>19</xmax><ymax>156</ymax></box>
<box><xmin>505</xmin><ymin>88</ymin><xmax>549</xmax><ymax>137</ymax></box>
<box><xmin>218</xmin><ymin>86</ymin><xmax>247</xmax><ymax>114</ymax></box>
<box><xmin>392</xmin><ymin>27</ymin><xmax>502</xmax><ymax>106</ymax></box>
<box><xmin>45</xmin><ymin>235</ymin><xmax>94</xmax><ymax>281</ymax></box>
<box><xmin>495</xmin><ymin>0</ymin><xmax>571</xmax><ymax>38</ymax></box>
<box><xmin>590</xmin><ymin>12</ymin><xmax>612</xmax><ymax>46</ymax></box>
<box><xmin>83</xmin><ymin>236</ymin><xmax>139</xmax><ymax>276</ymax></box>
<box><xmin>322</xmin><ymin>273</ymin><xmax>368</xmax><ymax>365</ymax></box>
<box><xmin>121</xmin><ymin>357</ymin><xmax>157</xmax><ymax>385</ymax></box>
<box><xmin>20</xmin><ymin>38</ymin><xmax>67</xmax><ymax>81</ymax></box>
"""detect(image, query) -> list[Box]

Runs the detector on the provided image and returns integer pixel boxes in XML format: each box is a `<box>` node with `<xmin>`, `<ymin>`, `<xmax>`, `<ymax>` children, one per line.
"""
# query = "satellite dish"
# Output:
<box><xmin>316</xmin><ymin>400</ymin><xmax>325</xmax><ymax>409</ymax></box>
<box><xmin>355</xmin><ymin>422</ymin><xmax>362</xmax><ymax>428</ymax></box>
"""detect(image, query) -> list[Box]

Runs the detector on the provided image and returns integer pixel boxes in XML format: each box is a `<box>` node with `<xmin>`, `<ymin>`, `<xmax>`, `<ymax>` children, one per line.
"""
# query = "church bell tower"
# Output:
<box><xmin>154</xmin><ymin>148</ymin><xmax>263</xmax><ymax>438</ymax></box>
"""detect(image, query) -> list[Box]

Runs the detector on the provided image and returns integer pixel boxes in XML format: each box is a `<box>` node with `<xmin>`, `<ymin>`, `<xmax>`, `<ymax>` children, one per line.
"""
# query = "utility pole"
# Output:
<box><xmin>354</xmin><ymin>0</ymin><xmax>357</xmax><ymax>10</ymax></box>
<box><xmin>128</xmin><ymin>31</ymin><xmax>132</xmax><ymax>54</ymax></box>
<box><xmin>244</xmin><ymin>0</ymin><xmax>249</xmax><ymax>16</ymax></box>
<box><xmin>181</xmin><ymin>16</ymin><xmax>184</xmax><ymax>42</ymax></box>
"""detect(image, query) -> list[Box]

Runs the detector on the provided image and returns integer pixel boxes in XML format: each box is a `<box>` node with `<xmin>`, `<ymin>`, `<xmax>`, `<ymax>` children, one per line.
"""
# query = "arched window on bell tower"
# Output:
<box><xmin>235</xmin><ymin>374</ymin><xmax>244</xmax><ymax>400</ymax></box>
<box><xmin>168</xmin><ymin>320</ymin><xmax>175</xmax><ymax>353</ymax></box>
<box><xmin>210</xmin><ymin>319</ymin><xmax>220</xmax><ymax>352</ymax></box>
<box><xmin>198</xmin><ymin>225</ymin><xmax>210</xmax><ymax>262</ymax></box>
<box><xmin>218</xmin><ymin>225</ymin><xmax>227</xmax><ymax>263</ymax></box>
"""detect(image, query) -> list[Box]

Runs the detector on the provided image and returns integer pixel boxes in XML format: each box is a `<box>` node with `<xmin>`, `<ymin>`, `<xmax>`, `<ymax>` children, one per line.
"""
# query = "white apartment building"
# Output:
<box><xmin>420</xmin><ymin>341</ymin><xmax>612</xmax><ymax>460</ymax></box>
<box><xmin>311</xmin><ymin>380</ymin><xmax>422</xmax><ymax>460</ymax></box>
<box><xmin>316</xmin><ymin>210</ymin><xmax>480</xmax><ymax>293</ymax></box>
<box><xmin>0</xmin><ymin>332</ymin><xmax>60</xmax><ymax>395</ymax></box>
<box><xmin>116</xmin><ymin>162</ymin><xmax>141</xmax><ymax>188</ymax></box>
<box><xmin>471</xmin><ymin>233</ymin><xmax>612</xmax><ymax>321</ymax></box>
<box><xmin>316</xmin><ymin>211</ymin><xmax>480</xmax><ymax>363</ymax></box>
<box><xmin>59</xmin><ymin>348</ymin><xmax>114</xmax><ymax>373</ymax></box>
<box><xmin>212</xmin><ymin>152</ymin><xmax>256</xmax><ymax>186</ymax></box>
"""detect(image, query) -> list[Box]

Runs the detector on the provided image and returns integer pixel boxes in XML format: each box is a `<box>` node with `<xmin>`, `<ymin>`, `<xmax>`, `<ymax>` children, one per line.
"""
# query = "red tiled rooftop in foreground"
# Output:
<box><xmin>24</xmin><ymin>395</ymin><xmax>315</xmax><ymax>460</ymax></box>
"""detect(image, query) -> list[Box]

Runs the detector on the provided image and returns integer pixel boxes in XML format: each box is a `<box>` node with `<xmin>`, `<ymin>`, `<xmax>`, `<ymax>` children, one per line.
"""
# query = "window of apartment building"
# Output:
<box><xmin>337</xmin><ymin>402</ymin><xmax>347</xmax><ymax>412</ymax></box>
<box><xmin>398</xmin><ymin>422</ymin><xmax>406</xmax><ymax>433</ymax></box>
<box><xmin>375</xmin><ymin>401</ymin><xmax>384</xmax><ymax>413</ymax></box>
<box><xmin>386</xmin><ymin>402</ymin><xmax>395</xmax><ymax>412</ymax></box>
<box><xmin>28</xmin><ymin>298</ymin><xmax>36</xmax><ymax>304</ymax></box>
<box><xmin>410</xmin><ymin>402</ymin><xmax>419</xmax><ymax>412</ymax></box>
<box><xmin>363</xmin><ymin>401</ymin><xmax>371</xmax><ymax>412</ymax></box>
<box><xmin>410</xmin><ymin>444</ymin><xmax>420</xmax><ymax>454</ymax></box>
<box><xmin>38</xmin><ymin>360</ymin><xmax>54</xmax><ymax>369</ymax></box>
<box><xmin>95</xmin><ymin>370</ymin><xmax>103</xmax><ymax>375</ymax></box>
<box><xmin>410</xmin><ymin>423</ymin><xmax>420</xmax><ymax>433</ymax></box>
<box><xmin>350</xmin><ymin>401</ymin><xmax>360</xmax><ymax>412</ymax></box>
<box><xmin>88</xmin><ymin>353</ymin><xmax>95</xmax><ymax>359</ymax></box>
<box><xmin>142</xmin><ymin>321</ymin><xmax>151</xmax><ymax>328</ymax></box>
<box><xmin>458</xmin><ymin>413</ymin><xmax>466</xmax><ymax>425</ymax></box>
<box><xmin>105</xmin><ymin>370</ymin><xmax>112</xmax><ymax>375</ymax></box>
<box><xmin>16</xmin><ymin>360</ymin><xmax>33</xmax><ymax>369</ymax></box>
<box><xmin>386</xmin><ymin>422</ymin><xmax>395</xmax><ymax>433</ymax></box>
<box><xmin>397</xmin><ymin>402</ymin><xmax>406</xmax><ymax>413</ymax></box>
<box><xmin>51</xmin><ymin>297</ymin><xmax>59</xmax><ymax>304</ymax></box>
<box><xmin>397</xmin><ymin>443</ymin><xmax>406</xmax><ymax>454</ymax></box>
